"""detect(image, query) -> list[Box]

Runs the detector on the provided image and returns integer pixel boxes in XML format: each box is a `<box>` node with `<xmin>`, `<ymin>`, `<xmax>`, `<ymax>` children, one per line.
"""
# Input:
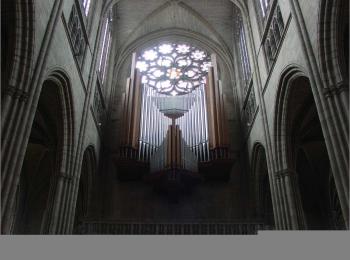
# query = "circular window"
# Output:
<box><xmin>136</xmin><ymin>43</ymin><xmax>212</xmax><ymax>96</ymax></box>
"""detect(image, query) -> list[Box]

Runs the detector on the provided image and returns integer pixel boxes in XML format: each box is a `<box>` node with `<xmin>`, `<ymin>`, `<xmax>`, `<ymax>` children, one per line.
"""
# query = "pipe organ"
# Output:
<box><xmin>205</xmin><ymin>54</ymin><xmax>229</xmax><ymax>156</ymax></box>
<box><xmin>119</xmin><ymin>53</ymin><xmax>142</xmax><ymax>159</ymax></box>
<box><xmin>138</xmin><ymin>86</ymin><xmax>172</xmax><ymax>162</ymax></box>
<box><xmin>115</xmin><ymin>44</ymin><xmax>234</xmax><ymax>197</ymax></box>
<box><xmin>149</xmin><ymin>123</ymin><xmax>199</xmax><ymax>197</ymax></box>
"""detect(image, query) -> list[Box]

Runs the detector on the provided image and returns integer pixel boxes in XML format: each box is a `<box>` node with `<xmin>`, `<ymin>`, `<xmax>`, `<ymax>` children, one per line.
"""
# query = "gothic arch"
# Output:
<box><xmin>10</xmin><ymin>69</ymin><xmax>75</xmax><ymax>234</ymax></box>
<box><xmin>45</xmin><ymin>69</ymin><xmax>75</xmax><ymax>175</ymax></box>
<box><xmin>1</xmin><ymin>0</ymin><xmax>35</xmax><ymax>93</ymax></box>
<box><xmin>73</xmin><ymin>145</ymin><xmax>97</xmax><ymax>233</ymax></box>
<box><xmin>273</xmin><ymin>65</ymin><xmax>345</xmax><ymax>229</ymax></box>
<box><xmin>116</xmin><ymin>1</ymin><xmax>229</xmax><ymax>54</ymax></box>
<box><xmin>251</xmin><ymin>143</ymin><xmax>275</xmax><ymax>228</ymax></box>
<box><xmin>318</xmin><ymin>0</ymin><xmax>349</xmax><ymax>89</ymax></box>
<box><xmin>100</xmin><ymin>0</ymin><xmax>249</xmax><ymax>81</ymax></box>
<box><xmin>1</xmin><ymin>0</ymin><xmax>35</xmax><ymax>131</ymax></box>
<box><xmin>274</xmin><ymin>65</ymin><xmax>309</xmax><ymax>170</ymax></box>
<box><xmin>114</xmin><ymin>28</ymin><xmax>235</xmax><ymax>81</ymax></box>
<box><xmin>102</xmin><ymin>0</ymin><xmax>248</xmax><ymax>17</ymax></box>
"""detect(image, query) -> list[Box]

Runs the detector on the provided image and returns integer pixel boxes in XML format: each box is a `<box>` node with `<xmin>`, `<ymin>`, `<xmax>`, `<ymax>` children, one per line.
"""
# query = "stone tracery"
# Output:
<box><xmin>136</xmin><ymin>42</ymin><xmax>212</xmax><ymax>96</ymax></box>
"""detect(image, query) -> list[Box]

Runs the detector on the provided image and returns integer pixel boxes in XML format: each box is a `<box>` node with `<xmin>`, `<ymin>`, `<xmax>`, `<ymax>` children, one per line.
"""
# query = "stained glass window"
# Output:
<box><xmin>136</xmin><ymin>43</ymin><xmax>212</xmax><ymax>96</ymax></box>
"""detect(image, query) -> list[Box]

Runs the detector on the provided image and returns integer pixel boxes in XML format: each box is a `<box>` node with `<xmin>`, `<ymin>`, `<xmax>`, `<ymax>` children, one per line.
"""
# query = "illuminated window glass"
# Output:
<box><xmin>259</xmin><ymin>0</ymin><xmax>270</xmax><ymax>17</ymax></box>
<box><xmin>136</xmin><ymin>43</ymin><xmax>212</xmax><ymax>96</ymax></box>
<box><xmin>239</xmin><ymin>26</ymin><xmax>251</xmax><ymax>84</ymax></box>
<box><xmin>98</xmin><ymin>11</ymin><xmax>112</xmax><ymax>83</ymax></box>
<box><xmin>81</xmin><ymin>0</ymin><xmax>91</xmax><ymax>16</ymax></box>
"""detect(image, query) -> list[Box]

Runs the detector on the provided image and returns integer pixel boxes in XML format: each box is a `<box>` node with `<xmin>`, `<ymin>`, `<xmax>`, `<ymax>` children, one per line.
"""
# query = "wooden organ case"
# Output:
<box><xmin>115</xmin><ymin>52</ymin><xmax>235</xmax><ymax>199</ymax></box>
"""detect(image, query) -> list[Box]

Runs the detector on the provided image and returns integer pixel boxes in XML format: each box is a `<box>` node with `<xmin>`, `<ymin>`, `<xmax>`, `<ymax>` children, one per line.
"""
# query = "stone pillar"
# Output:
<box><xmin>288</xmin><ymin>0</ymin><xmax>349</xmax><ymax>228</ymax></box>
<box><xmin>274</xmin><ymin>169</ymin><xmax>306</xmax><ymax>230</ymax></box>
<box><xmin>323</xmin><ymin>87</ymin><xmax>349</xmax><ymax>225</ymax></box>
<box><xmin>1</xmin><ymin>0</ymin><xmax>65</xmax><ymax>234</ymax></box>
<box><xmin>48</xmin><ymin>173</ymin><xmax>73</xmax><ymax>234</ymax></box>
<box><xmin>65</xmin><ymin>173</ymin><xmax>81</xmax><ymax>234</ymax></box>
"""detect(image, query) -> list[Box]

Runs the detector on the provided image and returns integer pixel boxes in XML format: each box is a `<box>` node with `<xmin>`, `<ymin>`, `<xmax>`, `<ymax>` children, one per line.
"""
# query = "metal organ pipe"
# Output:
<box><xmin>138</xmin><ymin>81</ymin><xmax>211</xmax><ymax>164</ymax></box>
<box><xmin>138</xmin><ymin>85</ymin><xmax>175</xmax><ymax>162</ymax></box>
<box><xmin>172</xmin><ymin>84</ymin><xmax>210</xmax><ymax>163</ymax></box>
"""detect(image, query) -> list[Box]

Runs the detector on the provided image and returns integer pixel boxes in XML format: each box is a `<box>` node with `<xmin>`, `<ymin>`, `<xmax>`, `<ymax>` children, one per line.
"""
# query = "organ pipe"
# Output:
<box><xmin>205</xmin><ymin>67</ymin><xmax>229</xmax><ymax>151</ymax></box>
<box><xmin>121</xmin><ymin>66</ymin><xmax>228</xmax><ymax>163</ymax></box>
<box><xmin>150</xmin><ymin>123</ymin><xmax>198</xmax><ymax>174</ymax></box>
<box><xmin>117</xmin><ymin>51</ymin><xmax>233</xmax><ymax>185</ymax></box>
<box><xmin>120</xmin><ymin>53</ymin><xmax>142</xmax><ymax>151</ymax></box>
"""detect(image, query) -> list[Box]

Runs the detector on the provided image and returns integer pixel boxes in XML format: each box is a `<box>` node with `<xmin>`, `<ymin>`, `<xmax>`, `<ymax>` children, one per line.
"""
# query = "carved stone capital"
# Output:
<box><xmin>3</xmin><ymin>86</ymin><xmax>29</xmax><ymax>102</ymax></box>
<box><xmin>59</xmin><ymin>172</ymin><xmax>73</xmax><ymax>182</ymax></box>
<box><xmin>323</xmin><ymin>83</ymin><xmax>349</xmax><ymax>98</ymax></box>
<box><xmin>275</xmin><ymin>169</ymin><xmax>296</xmax><ymax>179</ymax></box>
<box><xmin>3</xmin><ymin>86</ymin><xmax>17</xmax><ymax>97</ymax></box>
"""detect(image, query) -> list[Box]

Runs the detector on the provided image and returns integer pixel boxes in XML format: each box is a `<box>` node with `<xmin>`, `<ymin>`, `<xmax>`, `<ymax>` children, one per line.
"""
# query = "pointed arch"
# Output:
<box><xmin>318</xmin><ymin>0</ymin><xmax>349</xmax><ymax>89</ymax></box>
<box><xmin>1</xmin><ymin>0</ymin><xmax>35</xmax><ymax>136</ymax></box>
<box><xmin>251</xmin><ymin>142</ymin><xmax>275</xmax><ymax>228</ymax></box>
<box><xmin>9</xmin><ymin>69</ymin><xmax>76</xmax><ymax>234</ymax></box>
<box><xmin>114</xmin><ymin>28</ymin><xmax>235</xmax><ymax>84</ymax></box>
<box><xmin>273</xmin><ymin>65</ymin><xmax>309</xmax><ymax>170</ymax></box>
<box><xmin>273</xmin><ymin>64</ymin><xmax>347</xmax><ymax>230</ymax></box>
<box><xmin>73</xmin><ymin>145</ymin><xmax>97</xmax><ymax>233</ymax></box>
<box><xmin>1</xmin><ymin>0</ymin><xmax>35</xmax><ymax>94</ymax></box>
<box><xmin>102</xmin><ymin>0</ymin><xmax>248</xmax><ymax>17</ymax></box>
<box><xmin>45</xmin><ymin>69</ymin><xmax>76</xmax><ymax>176</ymax></box>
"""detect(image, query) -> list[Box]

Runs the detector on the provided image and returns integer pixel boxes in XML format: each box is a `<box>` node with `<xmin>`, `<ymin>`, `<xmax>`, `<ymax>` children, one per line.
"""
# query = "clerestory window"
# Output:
<box><xmin>98</xmin><ymin>10</ymin><xmax>113</xmax><ymax>83</ymax></box>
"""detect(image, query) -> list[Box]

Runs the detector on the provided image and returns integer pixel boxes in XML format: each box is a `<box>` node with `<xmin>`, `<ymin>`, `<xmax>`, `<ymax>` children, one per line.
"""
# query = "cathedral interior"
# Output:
<box><xmin>1</xmin><ymin>0</ymin><xmax>349</xmax><ymax>235</ymax></box>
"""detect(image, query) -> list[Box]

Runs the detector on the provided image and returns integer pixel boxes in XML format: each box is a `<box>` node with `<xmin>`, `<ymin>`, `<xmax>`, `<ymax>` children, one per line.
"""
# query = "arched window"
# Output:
<box><xmin>98</xmin><ymin>10</ymin><xmax>113</xmax><ymax>83</ymax></box>
<box><xmin>68</xmin><ymin>4</ymin><xmax>87</xmax><ymax>67</ymax></box>
<box><xmin>239</xmin><ymin>26</ymin><xmax>252</xmax><ymax>86</ymax></box>
<box><xmin>234</xmin><ymin>5</ymin><xmax>252</xmax><ymax>90</ymax></box>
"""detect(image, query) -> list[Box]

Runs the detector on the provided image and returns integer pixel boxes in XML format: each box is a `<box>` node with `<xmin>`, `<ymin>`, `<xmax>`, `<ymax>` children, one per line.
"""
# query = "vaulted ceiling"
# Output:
<box><xmin>111</xmin><ymin>0</ymin><xmax>240</xmax><ymax>58</ymax></box>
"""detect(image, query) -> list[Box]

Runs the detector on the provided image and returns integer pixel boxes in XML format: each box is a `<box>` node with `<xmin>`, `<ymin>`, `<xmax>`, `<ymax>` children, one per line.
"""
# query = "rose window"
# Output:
<box><xmin>136</xmin><ymin>43</ymin><xmax>212</xmax><ymax>96</ymax></box>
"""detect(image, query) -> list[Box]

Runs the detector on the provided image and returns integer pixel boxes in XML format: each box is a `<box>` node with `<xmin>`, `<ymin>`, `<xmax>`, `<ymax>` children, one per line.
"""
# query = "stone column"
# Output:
<box><xmin>289</xmin><ymin>0</ymin><xmax>349</xmax><ymax>228</ymax></box>
<box><xmin>48</xmin><ymin>173</ymin><xmax>73</xmax><ymax>234</ymax></box>
<box><xmin>275</xmin><ymin>169</ymin><xmax>306</xmax><ymax>230</ymax></box>
<box><xmin>1</xmin><ymin>0</ymin><xmax>65</xmax><ymax>234</ymax></box>
<box><xmin>65</xmin><ymin>173</ymin><xmax>81</xmax><ymax>234</ymax></box>
<box><xmin>273</xmin><ymin>174</ymin><xmax>287</xmax><ymax>229</ymax></box>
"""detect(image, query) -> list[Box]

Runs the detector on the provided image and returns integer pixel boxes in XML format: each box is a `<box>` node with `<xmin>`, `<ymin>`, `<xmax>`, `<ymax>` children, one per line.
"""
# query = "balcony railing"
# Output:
<box><xmin>74</xmin><ymin>221</ymin><xmax>274</xmax><ymax>235</ymax></box>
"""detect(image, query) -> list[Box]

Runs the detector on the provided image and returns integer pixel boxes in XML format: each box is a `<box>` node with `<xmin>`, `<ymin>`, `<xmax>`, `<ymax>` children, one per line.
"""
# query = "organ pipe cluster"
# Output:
<box><xmin>150</xmin><ymin>124</ymin><xmax>198</xmax><ymax>174</ymax></box>
<box><xmin>205</xmin><ymin>65</ymin><xmax>230</xmax><ymax>159</ymax></box>
<box><xmin>138</xmin><ymin>86</ymin><xmax>172</xmax><ymax>162</ymax></box>
<box><xmin>118</xmin><ymin>52</ymin><xmax>231</xmax><ymax>181</ymax></box>
<box><xmin>175</xmin><ymin>85</ymin><xmax>210</xmax><ymax>162</ymax></box>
